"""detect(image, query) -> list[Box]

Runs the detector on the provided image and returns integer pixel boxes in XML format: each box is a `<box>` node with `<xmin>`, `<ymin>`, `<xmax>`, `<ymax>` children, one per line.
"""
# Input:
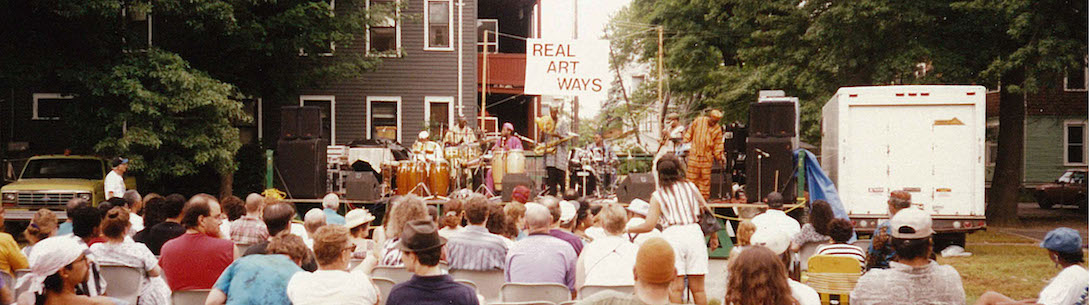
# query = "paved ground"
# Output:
<box><xmin>1000</xmin><ymin>202</ymin><xmax>1088</xmax><ymax>242</ymax></box>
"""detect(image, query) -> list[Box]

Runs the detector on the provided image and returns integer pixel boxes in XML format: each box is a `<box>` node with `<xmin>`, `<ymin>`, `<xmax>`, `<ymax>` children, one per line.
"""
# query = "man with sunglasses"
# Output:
<box><xmin>287</xmin><ymin>225</ymin><xmax>380</xmax><ymax>305</ymax></box>
<box><xmin>159</xmin><ymin>194</ymin><xmax>235</xmax><ymax>291</ymax></box>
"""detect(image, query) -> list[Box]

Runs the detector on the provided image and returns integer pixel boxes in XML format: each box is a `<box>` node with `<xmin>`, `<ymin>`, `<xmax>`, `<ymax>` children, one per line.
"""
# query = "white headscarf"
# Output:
<box><xmin>17</xmin><ymin>236</ymin><xmax>87</xmax><ymax>296</ymax></box>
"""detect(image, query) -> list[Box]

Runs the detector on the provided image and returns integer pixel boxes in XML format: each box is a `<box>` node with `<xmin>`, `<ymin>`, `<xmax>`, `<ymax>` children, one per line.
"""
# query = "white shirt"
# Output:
<box><xmin>104</xmin><ymin>170</ymin><xmax>125</xmax><ymax>200</ymax></box>
<box><xmin>789</xmin><ymin>279</ymin><xmax>821</xmax><ymax>305</ymax></box>
<box><xmin>287</xmin><ymin>269</ymin><xmax>380</xmax><ymax>305</ymax></box>
<box><xmin>751</xmin><ymin>209</ymin><xmax>801</xmax><ymax>238</ymax></box>
<box><xmin>127</xmin><ymin>213</ymin><xmax>144</xmax><ymax>236</ymax></box>
<box><xmin>1039</xmin><ymin>265</ymin><xmax>1089</xmax><ymax>305</ymax></box>
<box><xmin>578</xmin><ymin>235</ymin><xmax>637</xmax><ymax>287</ymax></box>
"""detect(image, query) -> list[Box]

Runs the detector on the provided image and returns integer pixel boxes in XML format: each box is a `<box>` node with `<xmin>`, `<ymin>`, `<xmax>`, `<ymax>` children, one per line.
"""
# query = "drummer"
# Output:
<box><xmin>412</xmin><ymin>131</ymin><xmax>444</xmax><ymax>161</ymax></box>
<box><xmin>485</xmin><ymin>123</ymin><xmax>523</xmax><ymax>194</ymax></box>
<box><xmin>585</xmin><ymin>134</ymin><xmax>619</xmax><ymax>193</ymax></box>
<box><xmin>443</xmin><ymin>117</ymin><xmax>478</xmax><ymax>147</ymax></box>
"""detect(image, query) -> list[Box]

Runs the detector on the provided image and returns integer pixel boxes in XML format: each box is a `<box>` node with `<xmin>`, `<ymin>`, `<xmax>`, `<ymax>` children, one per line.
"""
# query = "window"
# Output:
<box><xmin>368</xmin><ymin>96</ymin><xmax>401</xmax><ymax>141</ymax></box>
<box><xmin>631</xmin><ymin>75</ymin><xmax>646</xmax><ymax>90</ymax></box>
<box><xmin>1065</xmin><ymin>58</ymin><xmax>1088</xmax><ymax>91</ymax></box>
<box><xmin>425</xmin><ymin>96</ymin><xmax>453</xmax><ymax>135</ymax></box>
<box><xmin>32</xmin><ymin>93</ymin><xmax>73</xmax><ymax>120</ymax></box>
<box><xmin>477</xmin><ymin>19</ymin><xmax>497</xmax><ymax>53</ymax></box>
<box><xmin>367</xmin><ymin>0</ymin><xmax>400</xmax><ymax>56</ymax></box>
<box><xmin>1065</xmin><ymin>120</ymin><xmax>1087</xmax><ymax>165</ymax></box>
<box><xmin>300</xmin><ymin>95</ymin><xmax>336</xmax><ymax>144</ymax></box>
<box><xmin>425</xmin><ymin>0</ymin><xmax>453</xmax><ymax>50</ymax></box>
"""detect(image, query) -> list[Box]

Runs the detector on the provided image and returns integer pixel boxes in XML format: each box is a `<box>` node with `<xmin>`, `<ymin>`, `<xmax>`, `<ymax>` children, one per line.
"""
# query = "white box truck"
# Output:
<box><xmin>821</xmin><ymin>85</ymin><xmax>987</xmax><ymax>244</ymax></box>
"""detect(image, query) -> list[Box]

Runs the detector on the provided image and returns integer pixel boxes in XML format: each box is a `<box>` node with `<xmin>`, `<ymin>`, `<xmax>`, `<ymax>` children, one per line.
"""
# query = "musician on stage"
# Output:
<box><xmin>682</xmin><ymin>109</ymin><xmax>726</xmax><ymax>199</ymax></box>
<box><xmin>485</xmin><ymin>123</ymin><xmax>523</xmax><ymax>193</ymax></box>
<box><xmin>540</xmin><ymin>106</ymin><xmax>570</xmax><ymax>196</ymax></box>
<box><xmin>412</xmin><ymin>131</ymin><xmax>444</xmax><ymax>161</ymax></box>
<box><xmin>443</xmin><ymin>117</ymin><xmax>477</xmax><ymax>147</ymax></box>
<box><xmin>653</xmin><ymin>113</ymin><xmax>686</xmax><ymax>185</ymax></box>
<box><xmin>584</xmin><ymin>134</ymin><xmax>618</xmax><ymax>194</ymax></box>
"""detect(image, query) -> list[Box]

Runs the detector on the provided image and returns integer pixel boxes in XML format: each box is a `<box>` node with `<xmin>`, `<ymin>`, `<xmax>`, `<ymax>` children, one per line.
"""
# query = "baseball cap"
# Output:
<box><xmin>750</xmin><ymin>227</ymin><xmax>791</xmax><ymax>255</ymax></box>
<box><xmin>1040</xmin><ymin>227</ymin><xmax>1083</xmax><ymax>254</ymax></box>
<box><xmin>110</xmin><ymin>157</ymin><xmax>129</xmax><ymax>168</ymax></box>
<box><xmin>627</xmin><ymin>199</ymin><xmax>650</xmax><ymax>216</ymax></box>
<box><xmin>559</xmin><ymin>200</ymin><xmax>577</xmax><ymax>223</ymax></box>
<box><xmin>889</xmin><ymin>208</ymin><xmax>934</xmax><ymax>239</ymax></box>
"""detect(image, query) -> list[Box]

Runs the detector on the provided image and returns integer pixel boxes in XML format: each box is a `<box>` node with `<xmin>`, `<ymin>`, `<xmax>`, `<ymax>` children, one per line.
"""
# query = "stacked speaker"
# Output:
<box><xmin>278</xmin><ymin>106</ymin><xmax>328</xmax><ymax>199</ymax></box>
<box><xmin>745</xmin><ymin>100</ymin><xmax>798</xmax><ymax>203</ymax></box>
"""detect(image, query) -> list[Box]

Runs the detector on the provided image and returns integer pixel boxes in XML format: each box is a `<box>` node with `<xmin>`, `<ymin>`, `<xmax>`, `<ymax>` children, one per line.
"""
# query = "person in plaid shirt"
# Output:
<box><xmin>230</xmin><ymin>193</ymin><xmax>269</xmax><ymax>245</ymax></box>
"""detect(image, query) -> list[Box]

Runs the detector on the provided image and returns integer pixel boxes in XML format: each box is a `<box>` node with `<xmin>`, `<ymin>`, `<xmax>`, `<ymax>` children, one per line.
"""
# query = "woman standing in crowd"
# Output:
<box><xmin>792</xmin><ymin>200</ymin><xmax>833</xmax><ymax>251</ymax></box>
<box><xmin>725</xmin><ymin>246</ymin><xmax>799</xmax><ymax>305</ymax></box>
<box><xmin>377</xmin><ymin>196</ymin><xmax>429</xmax><ymax>267</ymax></box>
<box><xmin>88</xmin><ymin>207</ymin><xmax>170</xmax><ymax>305</ymax></box>
<box><xmin>22</xmin><ymin>209</ymin><xmax>57</xmax><ymax>257</ymax></box>
<box><xmin>626</xmin><ymin>154</ymin><xmax>710</xmax><ymax>305</ymax></box>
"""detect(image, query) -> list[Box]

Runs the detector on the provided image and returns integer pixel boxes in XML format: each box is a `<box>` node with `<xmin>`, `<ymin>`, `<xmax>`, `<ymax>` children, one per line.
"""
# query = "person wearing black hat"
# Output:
<box><xmin>104</xmin><ymin>157</ymin><xmax>128</xmax><ymax>200</ymax></box>
<box><xmin>386</xmin><ymin>220</ymin><xmax>479</xmax><ymax>305</ymax></box>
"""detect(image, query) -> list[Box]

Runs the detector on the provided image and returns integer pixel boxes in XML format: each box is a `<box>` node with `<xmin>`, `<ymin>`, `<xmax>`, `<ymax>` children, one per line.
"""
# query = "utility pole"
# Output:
<box><xmin>480</xmin><ymin>30</ymin><xmax>488</xmax><ymax>130</ymax></box>
<box><xmin>656</xmin><ymin>25</ymin><xmax>667</xmax><ymax>130</ymax></box>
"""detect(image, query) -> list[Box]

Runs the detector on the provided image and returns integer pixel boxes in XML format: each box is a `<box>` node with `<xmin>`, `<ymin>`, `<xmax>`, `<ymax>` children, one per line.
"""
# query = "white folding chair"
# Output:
<box><xmin>0</xmin><ymin>271</ymin><xmax>13</xmax><ymax>292</ymax></box>
<box><xmin>500</xmin><ymin>282</ymin><xmax>571</xmax><ymax>304</ymax></box>
<box><xmin>578</xmin><ymin>285</ymin><xmax>634</xmax><ymax>299</ymax></box>
<box><xmin>373</xmin><ymin>277</ymin><xmax>397</xmax><ymax>305</ymax></box>
<box><xmin>449</xmin><ymin>269</ymin><xmax>506</xmax><ymax>303</ymax></box>
<box><xmin>98</xmin><ymin>265</ymin><xmax>145</xmax><ymax>304</ymax></box>
<box><xmin>171</xmin><ymin>289</ymin><xmax>211</xmax><ymax>305</ymax></box>
<box><xmin>13</xmin><ymin>269</ymin><xmax>30</xmax><ymax>300</ymax></box>
<box><xmin>372</xmin><ymin>266</ymin><xmax>413</xmax><ymax>283</ymax></box>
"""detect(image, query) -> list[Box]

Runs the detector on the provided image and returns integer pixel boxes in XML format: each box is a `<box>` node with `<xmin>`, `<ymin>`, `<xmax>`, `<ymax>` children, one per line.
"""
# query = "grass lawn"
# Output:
<box><xmin>941</xmin><ymin>229</ymin><xmax>1078</xmax><ymax>304</ymax></box>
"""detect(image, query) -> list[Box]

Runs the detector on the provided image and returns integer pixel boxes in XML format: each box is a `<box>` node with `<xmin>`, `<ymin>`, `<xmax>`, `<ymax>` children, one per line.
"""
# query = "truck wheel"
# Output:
<box><xmin>1036</xmin><ymin>193</ymin><xmax>1054</xmax><ymax>209</ymax></box>
<box><xmin>933</xmin><ymin>232</ymin><xmax>967</xmax><ymax>253</ymax></box>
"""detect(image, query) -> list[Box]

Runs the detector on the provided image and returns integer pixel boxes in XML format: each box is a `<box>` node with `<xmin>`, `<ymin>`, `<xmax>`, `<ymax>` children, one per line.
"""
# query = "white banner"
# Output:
<box><xmin>524</xmin><ymin>39</ymin><xmax>611</xmax><ymax>98</ymax></box>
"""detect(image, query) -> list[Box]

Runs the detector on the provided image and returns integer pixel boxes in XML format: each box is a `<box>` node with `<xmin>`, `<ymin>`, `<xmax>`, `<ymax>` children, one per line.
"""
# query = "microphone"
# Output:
<box><xmin>754</xmin><ymin>148</ymin><xmax>770</xmax><ymax>158</ymax></box>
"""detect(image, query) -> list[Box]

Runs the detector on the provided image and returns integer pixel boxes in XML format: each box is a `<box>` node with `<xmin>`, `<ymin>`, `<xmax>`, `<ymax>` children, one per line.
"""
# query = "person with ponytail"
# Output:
<box><xmin>88</xmin><ymin>207</ymin><xmax>170</xmax><ymax>305</ymax></box>
<box><xmin>22</xmin><ymin>209</ymin><xmax>58</xmax><ymax>257</ymax></box>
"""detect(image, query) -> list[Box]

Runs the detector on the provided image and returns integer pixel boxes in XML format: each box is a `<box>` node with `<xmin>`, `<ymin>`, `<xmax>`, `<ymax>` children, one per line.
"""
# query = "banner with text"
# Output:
<box><xmin>524</xmin><ymin>39</ymin><xmax>611</xmax><ymax>98</ymax></box>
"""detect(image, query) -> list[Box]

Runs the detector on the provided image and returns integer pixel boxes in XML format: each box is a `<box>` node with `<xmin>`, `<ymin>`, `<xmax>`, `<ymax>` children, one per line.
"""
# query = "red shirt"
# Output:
<box><xmin>159</xmin><ymin>232</ymin><xmax>234</xmax><ymax>291</ymax></box>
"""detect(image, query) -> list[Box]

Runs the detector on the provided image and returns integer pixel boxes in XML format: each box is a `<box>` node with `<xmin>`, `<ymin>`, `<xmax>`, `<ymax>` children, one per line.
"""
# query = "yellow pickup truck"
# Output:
<box><xmin>1</xmin><ymin>155</ymin><xmax>136</xmax><ymax>220</ymax></box>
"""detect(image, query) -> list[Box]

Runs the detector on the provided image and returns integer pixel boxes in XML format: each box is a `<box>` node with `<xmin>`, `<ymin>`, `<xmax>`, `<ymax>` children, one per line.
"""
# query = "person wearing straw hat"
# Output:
<box><xmin>682</xmin><ymin>109</ymin><xmax>725</xmax><ymax>199</ymax></box>
<box><xmin>386</xmin><ymin>220</ymin><xmax>477</xmax><ymax>305</ymax></box>
<box><xmin>16</xmin><ymin>236</ymin><xmax>115</xmax><ymax>305</ymax></box>
<box><xmin>345</xmin><ymin>208</ymin><xmax>377</xmax><ymax>258</ymax></box>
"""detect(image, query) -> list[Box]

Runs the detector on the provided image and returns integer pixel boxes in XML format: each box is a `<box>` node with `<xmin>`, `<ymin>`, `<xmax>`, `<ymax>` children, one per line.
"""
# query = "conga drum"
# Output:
<box><xmin>429</xmin><ymin>160</ymin><xmax>451</xmax><ymax>196</ymax></box>
<box><xmin>492</xmin><ymin>150</ymin><xmax>508</xmax><ymax>190</ymax></box>
<box><xmin>506</xmin><ymin>149</ymin><xmax>526</xmax><ymax>174</ymax></box>
<box><xmin>395</xmin><ymin>161</ymin><xmax>413</xmax><ymax>195</ymax></box>
<box><xmin>413</xmin><ymin>161</ymin><xmax>429</xmax><ymax>196</ymax></box>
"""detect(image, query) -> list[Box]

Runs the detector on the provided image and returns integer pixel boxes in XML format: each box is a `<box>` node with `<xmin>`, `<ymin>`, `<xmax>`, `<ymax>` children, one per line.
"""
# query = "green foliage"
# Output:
<box><xmin>81</xmin><ymin>49</ymin><xmax>247</xmax><ymax>179</ymax></box>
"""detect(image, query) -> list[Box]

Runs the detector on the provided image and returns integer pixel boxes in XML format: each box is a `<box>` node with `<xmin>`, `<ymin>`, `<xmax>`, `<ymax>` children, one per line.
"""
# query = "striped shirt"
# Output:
<box><xmin>816</xmin><ymin>243</ymin><xmax>867</xmax><ymax>269</ymax></box>
<box><xmin>652</xmin><ymin>181</ymin><xmax>702</xmax><ymax>228</ymax></box>
<box><xmin>445</xmin><ymin>225</ymin><xmax>509</xmax><ymax>271</ymax></box>
<box><xmin>379</xmin><ymin>238</ymin><xmax>405</xmax><ymax>267</ymax></box>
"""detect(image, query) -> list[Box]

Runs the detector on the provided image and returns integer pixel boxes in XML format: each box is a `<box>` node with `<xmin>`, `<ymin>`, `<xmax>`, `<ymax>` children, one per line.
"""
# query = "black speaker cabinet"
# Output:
<box><xmin>710</xmin><ymin>162</ymin><xmax>730</xmax><ymax>199</ymax></box>
<box><xmin>501</xmin><ymin>173</ymin><xmax>535</xmax><ymax>202</ymax></box>
<box><xmin>617</xmin><ymin>173</ymin><xmax>655</xmax><ymax>203</ymax></box>
<box><xmin>276</xmin><ymin>138</ymin><xmax>329</xmax><ymax>199</ymax></box>
<box><xmin>346</xmin><ymin>171</ymin><xmax>380</xmax><ymax>201</ymax></box>
<box><xmin>749</xmin><ymin>101</ymin><xmax>797</xmax><ymax>138</ymax></box>
<box><xmin>280</xmin><ymin>106</ymin><xmax>323</xmax><ymax>140</ymax></box>
<box><xmin>744</xmin><ymin>137</ymin><xmax>795</xmax><ymax>203</ymax></box>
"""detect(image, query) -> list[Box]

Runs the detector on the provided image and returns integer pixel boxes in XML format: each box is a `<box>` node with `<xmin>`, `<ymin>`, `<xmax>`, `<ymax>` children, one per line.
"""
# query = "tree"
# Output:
<box><xmin>0</xmin><ymin>0</ymin><xmax>385</xmax><ymax>196</ymax></box>
<box><xmin>955</xmin><ymin>0</ymin><xmax>1088</xmax><ymax>225</ymax></box>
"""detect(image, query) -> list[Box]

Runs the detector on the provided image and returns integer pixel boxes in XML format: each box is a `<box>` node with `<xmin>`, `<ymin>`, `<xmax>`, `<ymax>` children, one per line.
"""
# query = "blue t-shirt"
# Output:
<box><xmin>56</xmin><ymin>222</ymin><xmax>72</xmax><ymax>236</ymax></box>
<box><xmin>213</xmin><ymin>254</ymin><xmax>302</xmax><ymax>305</ymax></box>
<box><xmin>323</xmin><ymin>208</ymin><xmax>346</xmax><ymax>226</ymax></box>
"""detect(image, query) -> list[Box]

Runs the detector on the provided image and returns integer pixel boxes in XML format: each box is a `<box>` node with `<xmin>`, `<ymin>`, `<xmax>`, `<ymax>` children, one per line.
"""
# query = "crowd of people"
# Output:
<box><xmin>0</xmin><ymin>155</ymin><xmax>1085</xmax><ymax>305</ymax></box>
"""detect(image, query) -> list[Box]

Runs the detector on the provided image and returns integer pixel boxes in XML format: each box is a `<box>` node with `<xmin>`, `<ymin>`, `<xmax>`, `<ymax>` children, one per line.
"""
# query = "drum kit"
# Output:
<box><xmin>381</xmin><ymin>132</ymin><xmax>532</xmax><ymax>197</ymax></box>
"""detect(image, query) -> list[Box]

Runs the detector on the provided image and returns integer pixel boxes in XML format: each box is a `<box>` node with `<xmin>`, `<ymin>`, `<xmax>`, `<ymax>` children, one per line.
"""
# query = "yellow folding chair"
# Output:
<box><xmin>805</xmin><ymin>255</ymin><xmax>862</xmax><ymax>305</ymax></box>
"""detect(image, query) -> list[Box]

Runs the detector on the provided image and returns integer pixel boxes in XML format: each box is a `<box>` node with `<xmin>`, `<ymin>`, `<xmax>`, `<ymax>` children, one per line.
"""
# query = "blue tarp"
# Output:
<box><xmin>794</xmin><ymin>148</ymin><xmax>856</xmax><ymax>242</ymax></box>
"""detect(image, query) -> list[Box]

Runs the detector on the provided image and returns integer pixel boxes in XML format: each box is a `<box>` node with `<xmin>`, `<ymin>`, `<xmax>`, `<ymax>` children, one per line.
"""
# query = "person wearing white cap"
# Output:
<box><xmin>411</xmin><ymin>130</ymin><xmax>443</xmax><ymax>161</ymax></box>
<box><xmin>17</xmin><ymin>236</ymin><xmax>115</xmax><ymax>305</ymax></box>
<box><xmin>345</xmin><ymin>208</ymin><xmax>378</xmax><ymax>258</ymax></box>
<box><xmin>850</xmin><ymin>208</ymin><xmax>965</xmax><ymax>305</ymax></box>
<box><xmin>623</xmin><ymin>199</ymin><xmax>661</xmax><ymax>246</ymax></box>
<box><xmin>321</xmin><ymin>193</ymin><xmax>346</xmax><ymax>226</ymax></box>
<box><xmin>749</xmin><ymin>227</ymin><xmax>820</xmax><ymax>305</ymax></box>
